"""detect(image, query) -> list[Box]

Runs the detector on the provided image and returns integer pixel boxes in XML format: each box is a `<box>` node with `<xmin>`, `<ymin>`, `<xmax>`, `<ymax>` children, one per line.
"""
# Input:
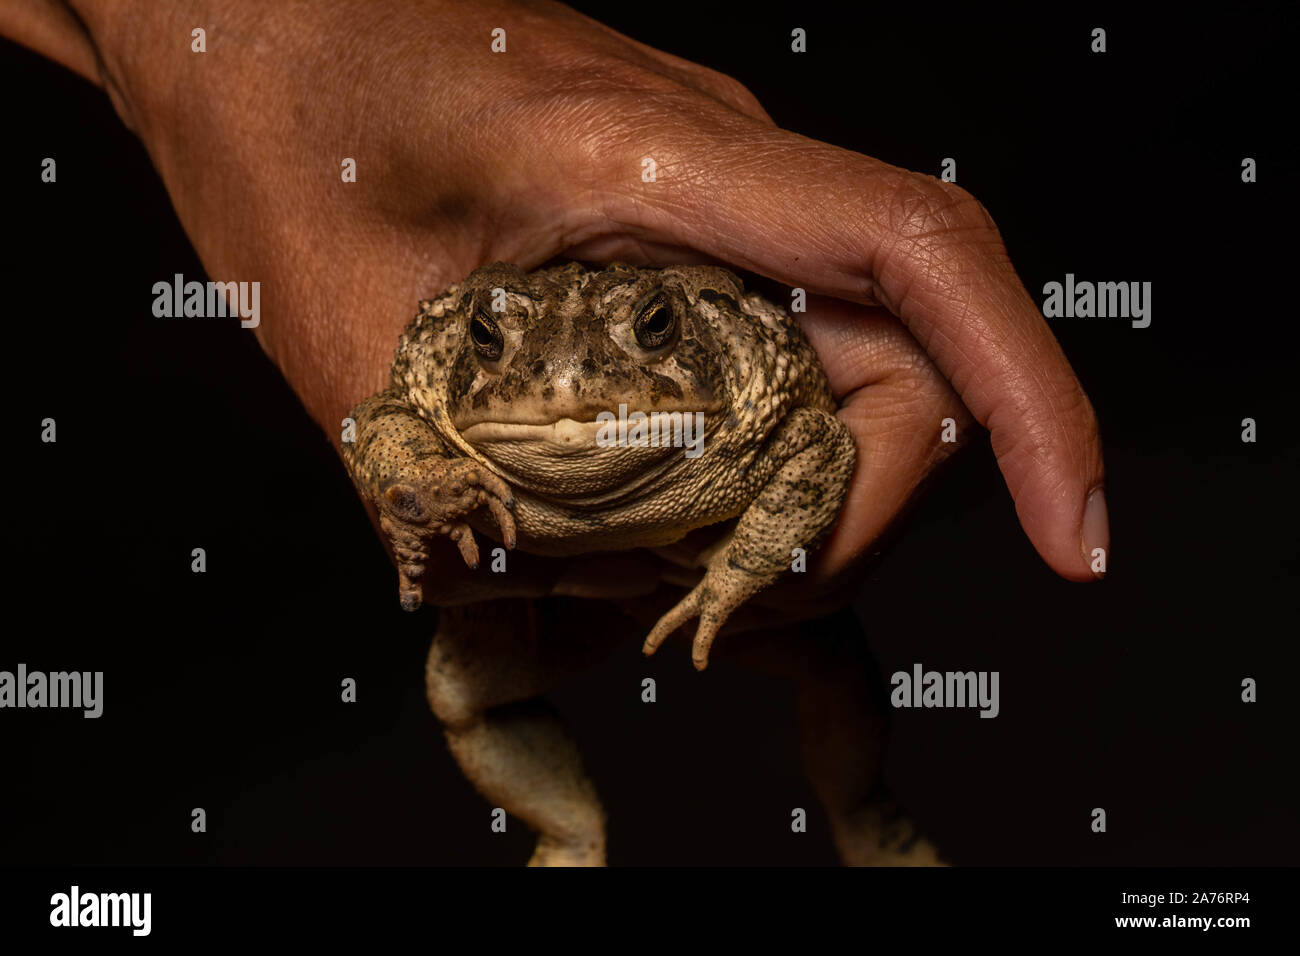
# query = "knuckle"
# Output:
<box><xmin>506</xmin><ymin>59</ymin><xmax>764</xmax><ymax>173</ymax></box>
<box><xmin>884</xmin><ymin>172</ymin><xmax>998</xmax><ymax>240</ymax></box>
<box><xmin>686</xmin><ymin>65</ymin><xmax>768</xmax><ymax>119</ymax></box>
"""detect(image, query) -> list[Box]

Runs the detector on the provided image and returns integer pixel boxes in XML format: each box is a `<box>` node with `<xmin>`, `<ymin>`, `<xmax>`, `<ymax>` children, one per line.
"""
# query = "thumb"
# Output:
<box><xmin>591</xmin><ymin>117</ymin><xmax>1107</xmax><ymax>580</ymax></box>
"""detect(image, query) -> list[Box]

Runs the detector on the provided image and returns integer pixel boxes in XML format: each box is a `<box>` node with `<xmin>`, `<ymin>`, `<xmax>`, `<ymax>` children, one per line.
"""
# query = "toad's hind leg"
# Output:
<box><xmin>425</xmin><ymin>599</ymin><xmax>626</xmax><ymax>866</ymax></box>
<box><xmin>793</xmin><ymin>609</ymin><xmax>945</xmax><ymax>866</ymax></box>
<box><xmin>725</xmin><ymin>607</ymin><xmax>945</xmax><ymax>866</ymax></box>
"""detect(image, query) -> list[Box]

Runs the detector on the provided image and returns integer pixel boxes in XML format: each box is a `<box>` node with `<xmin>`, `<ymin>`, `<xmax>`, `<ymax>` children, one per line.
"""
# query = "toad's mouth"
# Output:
<box><xmin>458</xmin><ymin>403</ymin><xmax>720</xmax><ymax>446</ymax></box>
<box><xmin>458</xmin><ymin>408</ymin><xmax>719</xmax><ymax>499</ymax></box>
<box><xmin>459</xmin><ymin>417</ymin><xmax>616</xmax><ymax>447</ymax></box>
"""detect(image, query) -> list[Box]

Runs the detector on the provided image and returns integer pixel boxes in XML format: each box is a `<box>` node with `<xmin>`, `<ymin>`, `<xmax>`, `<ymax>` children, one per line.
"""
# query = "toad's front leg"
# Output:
<box><xmin>342</xmin><ymin>389</ymin><xmax>516</xmax><ymax>610</ymax></box>
<box><xmin>379</xmin><ymin>458</ymin><xmax>517</xmax><ymax>610</ymax></box>
<box><xmin>642</xmin><ymin>407</ymin><xmax>856</xmax><ymax>669</ymax></box>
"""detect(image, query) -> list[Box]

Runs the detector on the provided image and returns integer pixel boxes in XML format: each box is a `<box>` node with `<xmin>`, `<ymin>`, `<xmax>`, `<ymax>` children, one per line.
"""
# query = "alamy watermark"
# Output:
<box><xmin>595</xmin><ymin>403</ymin><xmax>705</xmax><ymax>459</ymax></box>
<box><xmin>152</xmin><ymin>273</ymin><xmax>260</xmax><ymax>328</ymax></box>
<box><xmin>1042</xmin><ymin>274</ymin><xmax>1151</xmax><ymax>328</ymax></box>
<box><xmin>0</xmin><ymin>664</ymin><xmax>102</xmax><ymax>718</ymax></box>
<box><xmin>50</xmin><ymin>885</ymin><xmax>150</xmax><ymax>936</ymax></box>
<box><xmin>891</xmin><ymin>663</ymin><xmax>999</xmax><ymax>718</ymax></box>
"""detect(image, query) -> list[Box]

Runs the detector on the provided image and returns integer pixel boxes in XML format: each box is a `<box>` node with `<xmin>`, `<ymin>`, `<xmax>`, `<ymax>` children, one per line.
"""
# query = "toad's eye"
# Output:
<box><xmin>471</xmin><ymin>309</ymin><xmax>504</xmax><ymax>361</ymax></box>
<box><xmin>634</xmin><ymin>293</ymin><xmax>676</xmax><ymax>349</ymax></box>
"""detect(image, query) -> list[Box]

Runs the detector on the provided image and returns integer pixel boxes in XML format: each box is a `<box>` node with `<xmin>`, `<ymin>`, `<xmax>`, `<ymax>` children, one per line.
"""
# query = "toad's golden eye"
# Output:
<box><xmin>634</xmin><ymin>293</ymin><xmax>676</xmax><ymax>349</ymax></box>
<box><xmin>471</xmin><ymin>309</ymin><xmax>504</xmax><ymax>361</ymax></box>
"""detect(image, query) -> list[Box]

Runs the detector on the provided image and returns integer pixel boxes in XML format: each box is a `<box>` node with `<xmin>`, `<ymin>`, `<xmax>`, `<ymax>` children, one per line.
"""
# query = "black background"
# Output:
<box><xmin>1</xmin><ymin>1</ymin><xmax>1295</xmax><ymax>868</ymax></box>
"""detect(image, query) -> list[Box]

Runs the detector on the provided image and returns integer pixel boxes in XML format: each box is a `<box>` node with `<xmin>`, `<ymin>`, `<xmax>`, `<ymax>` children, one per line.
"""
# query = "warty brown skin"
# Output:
<box><xmin>342</xmin><ymin>261</ymin><xmax>855</xmax><ymax>670</ymax></box>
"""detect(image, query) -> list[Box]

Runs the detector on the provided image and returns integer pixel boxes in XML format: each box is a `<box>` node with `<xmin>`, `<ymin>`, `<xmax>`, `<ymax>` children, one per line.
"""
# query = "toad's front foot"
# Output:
<box><xmin>377</xmin><ymin>459</ymin><xmax>517</xmax><ymax>610</ymax></box>
<box><xmin>642</xmin><ymin>559</ymin><xmax>761</xmax><ymax>671</ymax></box>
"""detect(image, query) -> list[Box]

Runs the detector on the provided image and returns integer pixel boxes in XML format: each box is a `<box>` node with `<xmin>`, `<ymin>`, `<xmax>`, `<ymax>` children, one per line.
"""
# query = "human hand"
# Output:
<box><xmin>11</xmin><ymin>0</ymin><xmax>1106</xmax><ymax>608</ymax></box>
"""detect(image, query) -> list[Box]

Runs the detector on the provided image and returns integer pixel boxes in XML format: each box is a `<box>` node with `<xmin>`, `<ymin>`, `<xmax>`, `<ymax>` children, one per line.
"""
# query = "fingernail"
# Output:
<box><xmin>1081</xmin><ymin>487</ymin><xmax>1109</xmax><ymax>578</ymax></box>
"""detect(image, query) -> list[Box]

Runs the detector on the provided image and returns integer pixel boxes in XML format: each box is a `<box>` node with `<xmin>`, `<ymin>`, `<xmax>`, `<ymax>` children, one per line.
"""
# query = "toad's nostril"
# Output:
<box><xmin>580</xmin><ymin>358</ymin><xmax>600</xmax><ymax>376</ymax></box>
<box><xmin>531</xmin><ymin>359</ymin><xmax>547</xmax><ymax>377</ymax></box>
